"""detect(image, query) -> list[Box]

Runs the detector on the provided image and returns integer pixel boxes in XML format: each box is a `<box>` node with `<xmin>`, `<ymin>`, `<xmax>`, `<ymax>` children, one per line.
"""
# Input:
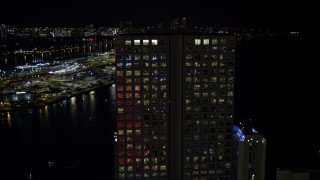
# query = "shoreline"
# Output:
<box><xmin>0</xmin><ymin>81</ymin><xmax>115</xmax><ymax>112</ymax></box>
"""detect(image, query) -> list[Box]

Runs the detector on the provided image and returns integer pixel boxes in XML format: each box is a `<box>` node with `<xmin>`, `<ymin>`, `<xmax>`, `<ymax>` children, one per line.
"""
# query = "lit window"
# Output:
<box><xmin>151</xmin><ymin>85</ymin><xmax>157</xmax><ymax>91</ymax></box>
<box><xmin>151</xmin><ymin>39</ymin><xmax>158</xmax><ymax>45</ymax></box>
<box><xmin>119</xmin><ymin>166</ymin><xmax>125</xmax><ymax>172</ymax></box>
<box><xmin>194</xmin><ymin>93</ymin><xmax>200</xmax><ymax>97</ymax></box>
<box><xmin>127</xmin><ymin>158</ymin><xmax>134</xmax><ymax>165</ymax></box>
<box><xmin>136</xmin><ymin>158</ymin><xmax>142</xmax><ymax>164</ymax></box>
<box><xmin>186</xmin><ymin>54</ymin><xmax>193</xmax><ymax>59</ymax></box>
<box><xmin>151</xmin><ymin>93</ymin><xmax>158</xmax><ymax>98</ymax></box>
<box><xmin>227</xmin><ymin>91</ymin><xmax>233</xmax><ymax>97</ymax></box>
<box><xmin>126</xmin><ymin>71</ymin><xmax>132</xmax><ymax>76</ymax></box>
<box><xmin>211</xmin><ymin>62</ymin><xmax>217</xmax><ymax>67</ymax></box>
<box><xmin>219</xmin><ymin>99</ymin><xmax>225</xmax><ymax>104</ymax></box>
<box><xmin>125</xmin><ymin>55</ymin><xmax>132</xmax><ymax>60</ymax></box>
<box><xmin>135</xmin><ymin>85</ymin><xmax>141</xmax><ymax>91</ymax></box>
<box><xmin>160</xmin><ymin>62</ymin><xmax>166</xmax><ymax>67</ymax></box>
<box><xmin>186</xmin><ymin>99</ymin><xmax>192</xmax><ymax>105</ymax></box>
<box><xmin>135</xmin><ymin>100</ymin><xmax>141</xmax><ymax>105</ymax></box>
<box><xmin>219</xmin><ymin>77</ymin><xmax>226</xmax><ymax>82</ymax></box>
<box><xmin>220</xmin><ymin>39</ymin><xmax>227</xmax><ymax>44</ymax></box>
<box><xmin>134</xmin><ymin>55</ymin><xmax>140</xmax><ymax>60</ymax></box>
<box><xmin>118</xmin><ymin>173</ymin><xmax>125</xmax><ymax>178</ymax></box>
<box><xmin>203</xmin><ymin>39</ymin><xmax>209</xmax><ymax>45</ymax></box>
<box><xmin>211</xmin><ymin>92</ymin><xmax>217</xmax><ymax>97</ymax></box>
<box><xmin>118</xmin><ymin>130</ymin><xmax>124</xmax><ymax>135</ymax></box>
<box><xmin>117</xmin><ymin>86</ymin><xmax>124</xmax><ymax>91</ymax></box>
<box><xmin>194</xmin><ymin>84</ymin><xmax>201</xmax><ymax>90</ymax></box>
<box><xmin>134</xmin><ymin>93</ymin><xmax>141</xmax><ymax>98</ymax></box>
<box><xmin>126</xmin><ymin>86</ymin><xmax>132</xmax><ymax>91</ymax></box>
<box><xmin>143</xmin><ymin>70</ymin><xmax>149</xmax><ymax>76</ymax></box>
<box><xmin>126</xmin><ymin>78</ymin><xmax>132</xmax><ymax>83</ymax></box>
<box><xmin>134</xmin><ymin>40</ymin><xmax>140</xmax><ymax>45</ymax></box>
<box><xmin>203</xmin><ymin>92</ymin><xmax>209</xmax><ymax>97</ymax></box>
<box><xmin>127</xmin><ymin>130</ymin><xmax>133</xmax><ymax>135</ymax></box>
<box><xmin>125</xmin><ymin>63</ymin><xmax>132</xmax><ymax>67</ymax></box>
<box><xmin>143</xmin><ymin>40</ymin><xmax>149</xmax><ymax>45</ymax></box>
<box><xmin>226</xmin><ymin>162</ymin><xmax>231</xmax><ymax>168</ymax></box>
<box><xmin>219</xmin><ymin>54</ymin><xmax>224</xmax><ymax>60</ymax></box>
<box><xmin>144</xmin><ymin>172</ymin><xmax>149</xmax><ymax>177</ymax></box>
<box><xmin>152</xmin><ymin>165</ymin><xmax>158</xmax><ymax>171</ymax></box>
<box><xmin>117</xmin><ymin>71</ymin><xmax>123</xmax><ymax>76</ymax></box>
<box><xmin>133</xmin><ymin>70</ymin><xmax>140</xmax><ymax>76</ymax></box>
<box><xmin>195</xmin><ymin>39</ymin><xmax>201</xmax><ymax>45</ymax></box>
<box><xmin>152</xmin><ymin>158</ymin><xmax>158</xmax><ymax>163</ymax></box>
<box><xmin>160</xmin><ymin>85</ymin><xmax>166</xmax><ymax>90</ymax></box>
<box><xmin>118</xmin><ymin>107</ymin><xmax>124</xmax><ymax>113</ymax></box>
<box><xmin>211</xmin><ymin>47</ymin><xmax>218</xmax><ymax>53</ymax></box>
<box><xmin>127</xmin><ymin>166</ymin><xmax>133</xmax><ymax>171</ymax></box>
<box><xmin>125</xmin><ymin>40</ymin><xmax>131</xmax><ymax>45</ymax></box>
<box><xmin>126</xmin><ymin>93</ymin><xmax>133</xmax><ymax>98</ymax></box>
<box><xmin>144</xmin><ymin>158</ymin><xmax>150</xmax><ymax>164</ymax></box>
<box><xmin>143</xmin><ymin>55</ymin><xmax>149</xmax><ymax>60</ymax></box>
<box><xmin>186</xmin><ymin>77</ymin><xmax>192</xmax><ymax>82</ymax></box>
<box><xmin>143</xmin><ymin>100</ymin><xmax>149</xmax><ymax>105</ymax></box>
<box><xmin>151</xmin><ymin>55</ymin><xmax>157</xmax><ymax>61</ymax></box>
<box><xmin>186</xmin><ymin>106</ymin><xmax>192</xmax><ymax>111</ymax></box>
<box><xmin>212</xmin><ymin>39</ymin><xmax>218</xmax><ymax>44</ymax></box>
<box><xmin>144</xmin><ymin>165</ymin><xmax>150</xmax><ymax>170</ymax></box>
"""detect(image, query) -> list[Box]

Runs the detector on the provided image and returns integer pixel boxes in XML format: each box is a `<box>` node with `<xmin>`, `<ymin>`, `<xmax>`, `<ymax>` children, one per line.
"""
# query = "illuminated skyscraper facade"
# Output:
<box><xmin>115</xmin><ymin>34</ymin><xmax>235</xmax><ymax>180</ymax></box>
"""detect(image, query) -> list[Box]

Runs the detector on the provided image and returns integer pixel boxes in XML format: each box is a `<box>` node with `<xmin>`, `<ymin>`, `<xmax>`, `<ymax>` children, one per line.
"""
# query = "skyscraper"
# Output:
<box><xmin>233</xmin><ymin>124</ymin><xmax>266</xmax><ymax>180</ymax></box>
<box><xmin>115</xmin><ymin>32</ymin><xmax>235</xmax><ymax>179</ymax></box>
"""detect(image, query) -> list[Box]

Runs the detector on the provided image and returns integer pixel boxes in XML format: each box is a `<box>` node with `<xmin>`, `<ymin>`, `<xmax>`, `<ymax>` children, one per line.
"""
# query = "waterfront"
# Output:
<box><xmin>0</xmin><ymin>52</ymin><xmax>115</xmax><ymax>111</ymax></box>
<box><xmin>0</xmin><ymin>85</ymin><xmax>116</xmax><ymax>180</ymax></box>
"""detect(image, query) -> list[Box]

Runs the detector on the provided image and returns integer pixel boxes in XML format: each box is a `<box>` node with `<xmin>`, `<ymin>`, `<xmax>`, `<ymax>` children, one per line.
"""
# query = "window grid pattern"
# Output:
<box><xmin>115</xmin><ymin>37</ymin><xmax>169</xmax><ymax>179</ymax></box>
<box><xmin>183</xmin><ymin>36</ymin><xmax>235</xmax><ymax>180</ymax></box>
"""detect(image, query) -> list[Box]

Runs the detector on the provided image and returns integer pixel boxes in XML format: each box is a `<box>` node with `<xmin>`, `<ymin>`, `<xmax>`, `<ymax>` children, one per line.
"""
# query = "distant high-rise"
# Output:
<box><xmin>0</xmin><ymin>24</ymin><xmax>7</xmax><ymax>42</ymax></box>
<box><xmin>115</xmin><ymin>32</ymin><xmax>235</xmax><ymax>179</ymax></box>
<box><xmin>233</xmin><ymin>124</ymin><xmax>266</xmax><ymax>180</ymax></box>
<box><xmin>170</xmin><ymin>18</ymin><xmax>187</xmax><ymax>29</ymax></box>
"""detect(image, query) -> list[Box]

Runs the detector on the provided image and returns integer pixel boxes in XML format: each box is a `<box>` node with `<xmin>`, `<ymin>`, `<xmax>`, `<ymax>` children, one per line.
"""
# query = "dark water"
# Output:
<box><xmin>0</xmin><ymin>85</ymin><xmax>116</xmax><ymax>180</ymax></box>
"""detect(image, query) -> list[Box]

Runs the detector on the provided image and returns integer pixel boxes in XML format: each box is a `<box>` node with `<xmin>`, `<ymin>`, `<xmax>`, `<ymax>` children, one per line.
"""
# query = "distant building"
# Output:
<box><xmin>276</xmin><ymin>169</ymin><xmax>320</xmax><ymax>180</ymax></box>
<box><xmin>115</xmin><ymin>32</ymin><xmax>236</xmax><ymax>179</ymax></box>
<box><xmin>276</xmin><ymin>169</ymin><xmax>310</xmax><ymax>180</ymax></box>
<box><xmin>170</xmin><ymin>18</ymin><xmax>187</xmax><ymax>29</ymax></box>
<box><xmin>0</xmin><ymin>24</ymin><xmax>7</xmax><ymax>42</ymax></box>
<box><xmin>233</xmin><ymin>122</ymin><xmax>266</xmax><ymax>180</ymax></box>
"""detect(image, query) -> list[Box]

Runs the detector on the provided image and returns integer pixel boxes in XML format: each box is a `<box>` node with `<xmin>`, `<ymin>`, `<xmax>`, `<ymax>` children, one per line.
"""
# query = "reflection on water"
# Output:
<box><xmin>7</xmin><ymin>112</ymin><xmax>12</xmax><ymax>128</ymax></box>
<box><xmin>0</xmin><ymin>85</ymin><xmax>116</xmax><ymax>179</ymax></box>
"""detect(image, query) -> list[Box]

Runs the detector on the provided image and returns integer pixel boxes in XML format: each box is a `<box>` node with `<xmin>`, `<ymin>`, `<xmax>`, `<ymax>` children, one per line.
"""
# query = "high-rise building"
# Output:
<box><xmin>233</xmin><ymin>124</ymin><xmax>266</xmax><ymax>180</ymax></box>
<box><xmin>0</xmin><ymin>24</ymin><xmax>7</xmax><ymax>42</ymax></box>
<box><xmin>114</xmin><ymin>33</ymin><xmax>236</xmax><ymax>179</ymax></box>
<box><xmin>170</xmin><ymin>18</ymin><xmax>187</xmax><ymax>29</ymax></box>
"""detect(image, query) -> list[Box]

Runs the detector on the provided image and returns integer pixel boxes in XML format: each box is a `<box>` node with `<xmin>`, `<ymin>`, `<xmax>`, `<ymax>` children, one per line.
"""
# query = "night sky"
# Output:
<box><xmin>0</xmin><ymin>0</ymin><xmax>308</xmax><ymax>30</ymax></box>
